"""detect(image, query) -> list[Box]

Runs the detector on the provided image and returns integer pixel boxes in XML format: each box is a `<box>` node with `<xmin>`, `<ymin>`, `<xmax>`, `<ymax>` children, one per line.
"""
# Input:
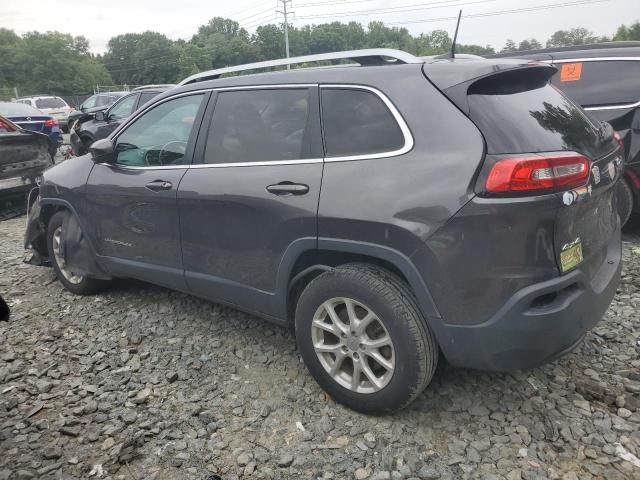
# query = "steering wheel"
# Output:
<box><xmin>159</xmin><ymin>141</ymin><xmax>188</xmax><ymax>165</ymax></box>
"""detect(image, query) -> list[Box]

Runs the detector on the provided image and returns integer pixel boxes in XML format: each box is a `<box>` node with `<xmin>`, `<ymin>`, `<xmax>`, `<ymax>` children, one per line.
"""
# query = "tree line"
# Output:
<box><xmin>1</xmin><ymin>19</ymin><xmax>638</xmax><ymax>98</ymax></box>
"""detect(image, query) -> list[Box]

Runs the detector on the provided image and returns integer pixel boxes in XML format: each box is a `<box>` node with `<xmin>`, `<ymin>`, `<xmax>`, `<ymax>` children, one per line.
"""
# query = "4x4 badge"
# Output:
<box><xmin>592</xmin><ymin>165</ymin><xmax>601</xmax><ymax>185</ymax></box>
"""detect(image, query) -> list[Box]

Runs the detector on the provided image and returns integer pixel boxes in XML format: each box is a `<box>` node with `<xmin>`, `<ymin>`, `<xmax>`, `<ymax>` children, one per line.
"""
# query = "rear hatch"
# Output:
<box><xmin>425</xmin><ymin>60</ymin><xmax>621</xmax><ymax>277</ymax></box>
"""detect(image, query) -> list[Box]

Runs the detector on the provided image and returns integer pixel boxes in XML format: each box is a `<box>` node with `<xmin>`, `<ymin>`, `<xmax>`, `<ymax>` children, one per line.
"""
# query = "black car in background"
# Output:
<box><xmin>490</xmin><ymin>42</ymin><xmax>640</xmax><ymax>225</ymax></box>
<box><xmin>70</xmin><ymin>86</ymin><xmax>173</xmax><ymax>155</ymax></box>
<box><xmin>67</xmin><ymin>92</ymin><xmax>129</xmax><ymax>129</ymax></box>
<box><xmin>0</xmin><ymin>114</ymin><xmax>51</xmax><ymax>203</ymax></box>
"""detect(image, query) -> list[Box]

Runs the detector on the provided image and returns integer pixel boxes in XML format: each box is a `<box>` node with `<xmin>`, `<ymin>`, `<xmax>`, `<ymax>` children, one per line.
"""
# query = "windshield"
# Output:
<box><xmin>0</xmin><ymin>103</ymin><xmax>44</xmax><ymax>116</ymax></box>
<box><xmin>35</xmin><ymin>97</ymin><xmax>67</xmax><ymax>109</ymax></box>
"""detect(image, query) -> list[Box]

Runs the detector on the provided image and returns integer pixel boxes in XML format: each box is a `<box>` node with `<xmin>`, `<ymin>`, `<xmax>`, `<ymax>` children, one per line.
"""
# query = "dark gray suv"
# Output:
<box><xmin>24</xmin><ymin>49</ymin><xmax>623</xmax><ymax>413</ymax></box>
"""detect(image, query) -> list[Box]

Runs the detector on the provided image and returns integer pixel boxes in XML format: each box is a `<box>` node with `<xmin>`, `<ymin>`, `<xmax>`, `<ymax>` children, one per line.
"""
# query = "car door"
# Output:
<box><xmin>84</xmin><ymin>91</ymin><xmax>209</xmax><ymax>290</ymax></box>
<box><xmin>177</xmin><ymin>86</ymin><xmax>323</xmax><ymax>317</ymax></box>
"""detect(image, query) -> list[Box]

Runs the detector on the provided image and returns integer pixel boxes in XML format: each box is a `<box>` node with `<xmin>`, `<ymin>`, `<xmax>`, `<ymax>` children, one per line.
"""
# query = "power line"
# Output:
<box><xmin>242</xmin><ymin>13</ymin><xmax>280</xmax><ymax>28</ymax></box>
<box><xmin>236</xmin><ymin>7</ymin><xmax>276</xmax><ymax>24</ymax></box>
<box><xmin>294</xmin><ymin>0</ymin><xmax>495</xmax><ymax>20</ymax></box>
<box><xmin>385</xmin><ymin>0</ymin><xmax>612</xmax><ymax>26</ymax></box>
<box><xmin>297</xmin><ymin>0</ymin><xmax>372</xmax><ymax>7</ymax></box>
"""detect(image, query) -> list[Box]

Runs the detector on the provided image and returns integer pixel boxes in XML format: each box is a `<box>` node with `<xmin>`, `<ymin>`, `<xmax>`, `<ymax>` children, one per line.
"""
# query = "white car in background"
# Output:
<box><xmin>16</xmin><ymin>96</ymin><xmax>73</xmax><ymax>132</ymax></box>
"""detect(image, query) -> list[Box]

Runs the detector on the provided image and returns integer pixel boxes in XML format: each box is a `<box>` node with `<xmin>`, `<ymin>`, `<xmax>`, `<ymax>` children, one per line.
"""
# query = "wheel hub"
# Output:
<box><xmin>311</xmin><ymin>297</ymin><xmax>395</xmax><ymax>394</ymax></box>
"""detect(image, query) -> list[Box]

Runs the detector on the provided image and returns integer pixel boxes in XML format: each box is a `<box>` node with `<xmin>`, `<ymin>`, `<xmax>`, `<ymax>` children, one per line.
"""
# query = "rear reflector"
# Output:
<box><xmin>44</xmin><ymin>118</ymin><xmax>58</xmax><ymax>128</ymax></box>
<box><xmin>486</xmin><ymin>153</ymin><xmax>590</xmax><ymax>194</ymax></box>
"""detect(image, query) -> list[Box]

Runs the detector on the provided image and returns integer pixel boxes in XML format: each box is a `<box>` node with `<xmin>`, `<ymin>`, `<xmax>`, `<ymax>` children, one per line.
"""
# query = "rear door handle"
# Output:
<box><xmin>145</xmin><ymin>180</ymin><xmax>173</xmax><ymax>192</ymax></box>
<box><xmin>266</xmin><ymin>182</ymin><xmax>309</xmax><ymax>196</ymax></box>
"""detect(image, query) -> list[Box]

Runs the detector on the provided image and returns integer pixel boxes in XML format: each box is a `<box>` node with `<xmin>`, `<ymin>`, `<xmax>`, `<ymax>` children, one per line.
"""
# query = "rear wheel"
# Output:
<box><xmin>617</xmin><ymin>177</ymin><xmax>634</xmax><ymax>227</ymax></box>
<box><xmin>295</xmin><ymin>264</ymin><xmax>438</xmax><ymax>413</ymax></box>
<box><xmin>46</xmin><ymin>211</ymin><xmax>109</xmax><ymax>295</ymax></box>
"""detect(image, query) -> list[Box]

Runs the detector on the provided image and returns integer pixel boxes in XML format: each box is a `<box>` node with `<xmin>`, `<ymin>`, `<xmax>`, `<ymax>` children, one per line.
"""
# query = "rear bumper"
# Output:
<box><xmin>439</xmin><ymin>227</ymin><xmax>622</xmax><ymax>371</ymax></box>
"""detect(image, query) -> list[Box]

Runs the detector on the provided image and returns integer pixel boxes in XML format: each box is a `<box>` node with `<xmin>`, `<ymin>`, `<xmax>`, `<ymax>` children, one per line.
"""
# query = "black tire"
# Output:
<box><xmin>295</xmin><ymin>264</ymin><xmax>438</xmax><ymax>414</ymax></box>
<box><xmin>617</xmin><ymin>178</ymin><xmax>634</xmax><ymax>227</ymax></box>
<box><xmin>46</xmin><ymin>211</ymin><xmax>109</xmax><ymax>295</ymax></box>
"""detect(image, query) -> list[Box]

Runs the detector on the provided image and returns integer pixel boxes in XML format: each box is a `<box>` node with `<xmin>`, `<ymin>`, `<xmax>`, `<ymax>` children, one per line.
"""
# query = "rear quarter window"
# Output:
<box><xmin>551</xmin><ymin>60</ymin><xmax>640</xmax><ymax>107</ymax></box>
<box><xmin>321</xmin><ymin>88</ymin><xmax>405</xmax><ymax>158</ymax></box>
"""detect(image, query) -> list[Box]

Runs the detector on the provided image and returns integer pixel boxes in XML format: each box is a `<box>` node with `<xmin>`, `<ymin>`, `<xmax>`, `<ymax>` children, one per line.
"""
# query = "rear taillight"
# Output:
<box><xmin>44</xmin><ymin>118</ymin><xmax>58</xmax><ymax>128</ymax></box>
<box><xmin>484</xmin><ymin>153</ymin><xmax>590</xmax><ymax>195</ymax></box>
<box><xmin>0</xmin><ymin>119</ymin><xmax>14</xmax><ymax>131</ymax></box>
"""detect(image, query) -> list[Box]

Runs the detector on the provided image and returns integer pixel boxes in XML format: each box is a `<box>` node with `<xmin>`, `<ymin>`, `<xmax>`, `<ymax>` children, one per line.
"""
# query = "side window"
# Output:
<box><xmin>321</xmin><ymin>88</ymin><xmax>405</xmax><ymax>158</ymax></box>
<box><xmin>551</xmin><ymin>60</ymin><xmax>640</xmax><ymax>107</ymax></box>
<box><xmin>204</xmin><ymin>88</ymin><xmax>311</xmax><ymax>164</ymax></box>
<box><xmin>82</xmin><ymin>95</ymin><xmax>97</xmax><ymax>110</ymax></box>
<box><xmin>139</xmin><ymin>92</ymin><xmax>159</xmax><ymax>108</ymax></box>
<box><xmin>109</xmin><ymin>94</ymin><xmax>139</xmax><ymax>120</ymax></box>
<box><xmin>114</xmin><ymin>93</ymin><xmax>204</xmax><ymax>167</ymax></box>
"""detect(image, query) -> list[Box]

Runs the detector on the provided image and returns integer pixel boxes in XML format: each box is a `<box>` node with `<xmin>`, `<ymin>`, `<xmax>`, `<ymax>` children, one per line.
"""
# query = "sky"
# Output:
<box><xmin>1</xmin><ymin>0</ymin><xmax>638</xmax><ymax>53</ymax></box>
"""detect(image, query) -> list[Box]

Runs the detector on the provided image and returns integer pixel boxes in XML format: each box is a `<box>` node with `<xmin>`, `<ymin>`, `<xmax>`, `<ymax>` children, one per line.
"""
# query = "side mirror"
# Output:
<box><xmin>95</xmin><ymin>110</ymin><xmax>106</xmax><ymax>121</ymax></box>
<box><xmin>89</xmin><ymin>138</ymin><xmax>116</xmax><ymax>163</ymax></box>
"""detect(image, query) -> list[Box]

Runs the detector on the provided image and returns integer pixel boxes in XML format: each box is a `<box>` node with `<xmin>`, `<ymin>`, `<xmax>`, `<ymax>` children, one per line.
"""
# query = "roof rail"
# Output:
<box><xmin>132</xmin><ymin>84</ymin><xmax>176</xmax><ymax>92</ymax></box>
<box><xmin>178</xmin><ymin>49</ymin><xmax>423</xmax><ymax>86</ymax></box>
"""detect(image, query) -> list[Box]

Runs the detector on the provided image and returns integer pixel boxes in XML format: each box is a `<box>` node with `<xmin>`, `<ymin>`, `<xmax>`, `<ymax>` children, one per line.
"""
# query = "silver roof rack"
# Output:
<box><xmin>178</xmin><ymin>49</ymin><xmax>423</xmax><ymax>86</ymax></box>
<box><xmin>132</xmin><ymin>84</ymin><xmax>176</xmax><ymax>92</ymax></box>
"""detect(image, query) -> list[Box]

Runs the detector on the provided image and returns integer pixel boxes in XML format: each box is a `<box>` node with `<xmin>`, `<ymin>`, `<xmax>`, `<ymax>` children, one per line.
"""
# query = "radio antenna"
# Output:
<box><xmin>451</xmin><ymin>10</ymin><xmax>462</xmax><ymax>59</ymax></box>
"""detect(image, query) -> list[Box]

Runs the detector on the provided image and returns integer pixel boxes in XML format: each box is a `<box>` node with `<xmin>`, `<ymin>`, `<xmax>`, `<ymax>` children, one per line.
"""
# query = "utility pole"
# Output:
<box><xmin>277</xmin><ymin>0</ymin><xmax>293</xmax><ymax>69</ymax></box>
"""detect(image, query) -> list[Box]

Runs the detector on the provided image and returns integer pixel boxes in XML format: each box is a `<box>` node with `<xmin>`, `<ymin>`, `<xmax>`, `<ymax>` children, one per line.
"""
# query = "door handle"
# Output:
<box><xmin>266</xmin><ymin>182</ymin><xmax>309</xmax><ymax>196</ymax></box>
<box><xmin>145</xmin><ymin>180</ymin><xmax>173</xmax><ymax>192</ymax></box>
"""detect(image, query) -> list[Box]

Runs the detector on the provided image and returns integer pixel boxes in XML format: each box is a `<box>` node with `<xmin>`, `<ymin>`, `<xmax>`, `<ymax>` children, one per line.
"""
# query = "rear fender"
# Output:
<box><xmin>276</xmin><ymin>238</ymin><xmax>449</xmax><ymax>346</ymax></box>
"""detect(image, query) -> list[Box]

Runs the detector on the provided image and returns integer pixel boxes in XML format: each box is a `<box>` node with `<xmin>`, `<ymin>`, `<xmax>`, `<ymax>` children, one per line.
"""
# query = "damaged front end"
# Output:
<box><xmin>24</xmin><ymin>187</ymin><xmax>49</xmax><ymax>266</ymax></box>
<box><xmin>23</xmin><ymin>188</ymin><xmax>111</xmax><ymax>280</ymax></box>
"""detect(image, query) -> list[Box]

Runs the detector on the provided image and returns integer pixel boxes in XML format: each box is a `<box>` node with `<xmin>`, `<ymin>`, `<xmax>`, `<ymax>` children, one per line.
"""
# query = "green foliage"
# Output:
<box><xmin>614</xmin><ymin>22</ymin><xmax>640</xmax><ymax>41</ymax></box>
<box><xmin>1</xmin><ymin>19</ymin><xmax>638</xmax><ymax>95</ymax></box>
<box><xmin>546</xmin><ymin>27</ymin><xmax>603</xmax><ymax>48</ymax></box>
<box><xmin>0</xmin><ymin>30</ymin><xmax>111</xmax><ymax>97</ymax></box>
<box><xmin>103</xmin><ymin>32</ymin><xmax>180</xmax><ymax>85</ymax></box>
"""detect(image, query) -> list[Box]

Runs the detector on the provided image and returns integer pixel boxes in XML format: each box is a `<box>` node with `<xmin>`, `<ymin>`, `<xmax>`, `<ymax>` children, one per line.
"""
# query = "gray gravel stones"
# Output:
<box><xmin>1</xmin><ymin>215</ymin><xmax>639</xmax><ymax>479</ymax></box>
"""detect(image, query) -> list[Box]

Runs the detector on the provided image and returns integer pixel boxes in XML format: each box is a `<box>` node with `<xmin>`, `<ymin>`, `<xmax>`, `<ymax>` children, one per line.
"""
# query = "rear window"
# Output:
<box><xmin>0</xmin><ymin>103</ymin><xmax>43</xmax><ymax>116</ymax></box>
<box><xmin>321</xmin><ymin>88</ymin><xmax>404</xmax><ymax>157</ymax></box>
<box><xmin>35</xmin><ymin>97</ymin><xmax>66</xmax><ymax>109</ymax></box>
<box><xmin>551</xmin><ymin>60</ymin><xmax>640</xmax><ymax>107</ymax></box>
<box><xmin>467</xmin><ymin>69</ymin><xmax>601</xmax><ymax>155</ymax></box>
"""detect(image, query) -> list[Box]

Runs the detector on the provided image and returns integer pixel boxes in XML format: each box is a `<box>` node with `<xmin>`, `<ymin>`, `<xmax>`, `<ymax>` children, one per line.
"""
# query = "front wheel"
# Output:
<box><xmin>295</xmin><ymin>264</ymin><xmax>438</xmax><ymax>413</ymax></box>
<box><xmin>46</xmin><ymin>211</ymin><xmax>109</xmax><ymax>295</ymax></box>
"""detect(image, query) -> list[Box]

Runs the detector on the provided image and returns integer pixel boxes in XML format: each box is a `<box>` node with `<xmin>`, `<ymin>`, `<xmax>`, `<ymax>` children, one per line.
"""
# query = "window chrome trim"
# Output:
<box><xmin>215</xmin><ymin>84</ymin><xmax>317</xmax><ymax>92</ymax></box>
<box><xmin>320</xmin><ymin>84</ymin><xmax>414</xmax><ymax>162</ymax></box>
<box><xmin>108</xmin><ymin>83</ymin><xmax>413</xmax><ymax>170</ymax></box>
<box><xmin>100</xmin><ymin>164</ymin><xmax>190</xmax><ymax>171</ymax></box>
<box><xmin>548</xmin><ymin>56</ymin><xmax>640</xmax><ymax>63</ymax></box>
<box><xmin>584</xmin><ymin>100</ymin><xmax>640</xmax><ymax>112</ymax></box>
<box><xmin>190</xmin><ymin>158</ymin><xmax>323</xmax><ymax>168</ymax></box>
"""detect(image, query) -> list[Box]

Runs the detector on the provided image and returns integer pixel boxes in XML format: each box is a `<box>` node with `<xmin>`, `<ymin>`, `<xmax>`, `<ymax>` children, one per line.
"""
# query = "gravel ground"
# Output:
<box><xmin>1</xmin><ymin>216</ymin><xmax>639</xmax><ymax>480</ymax></box>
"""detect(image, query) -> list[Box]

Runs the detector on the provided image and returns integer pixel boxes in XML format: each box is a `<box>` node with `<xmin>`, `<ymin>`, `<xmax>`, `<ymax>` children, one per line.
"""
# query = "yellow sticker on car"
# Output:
<box><xmin>560</xmin><ymin>240</ymin><xmax>583</xmax><ymax>273</ymax></box>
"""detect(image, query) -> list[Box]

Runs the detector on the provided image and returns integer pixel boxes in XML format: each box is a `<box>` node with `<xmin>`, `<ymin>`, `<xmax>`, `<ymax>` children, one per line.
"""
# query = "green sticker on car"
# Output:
<box><xmin>560</xmin><ymin>239</ymin><xmax>583</xmax><ymax>273</ymax></box>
